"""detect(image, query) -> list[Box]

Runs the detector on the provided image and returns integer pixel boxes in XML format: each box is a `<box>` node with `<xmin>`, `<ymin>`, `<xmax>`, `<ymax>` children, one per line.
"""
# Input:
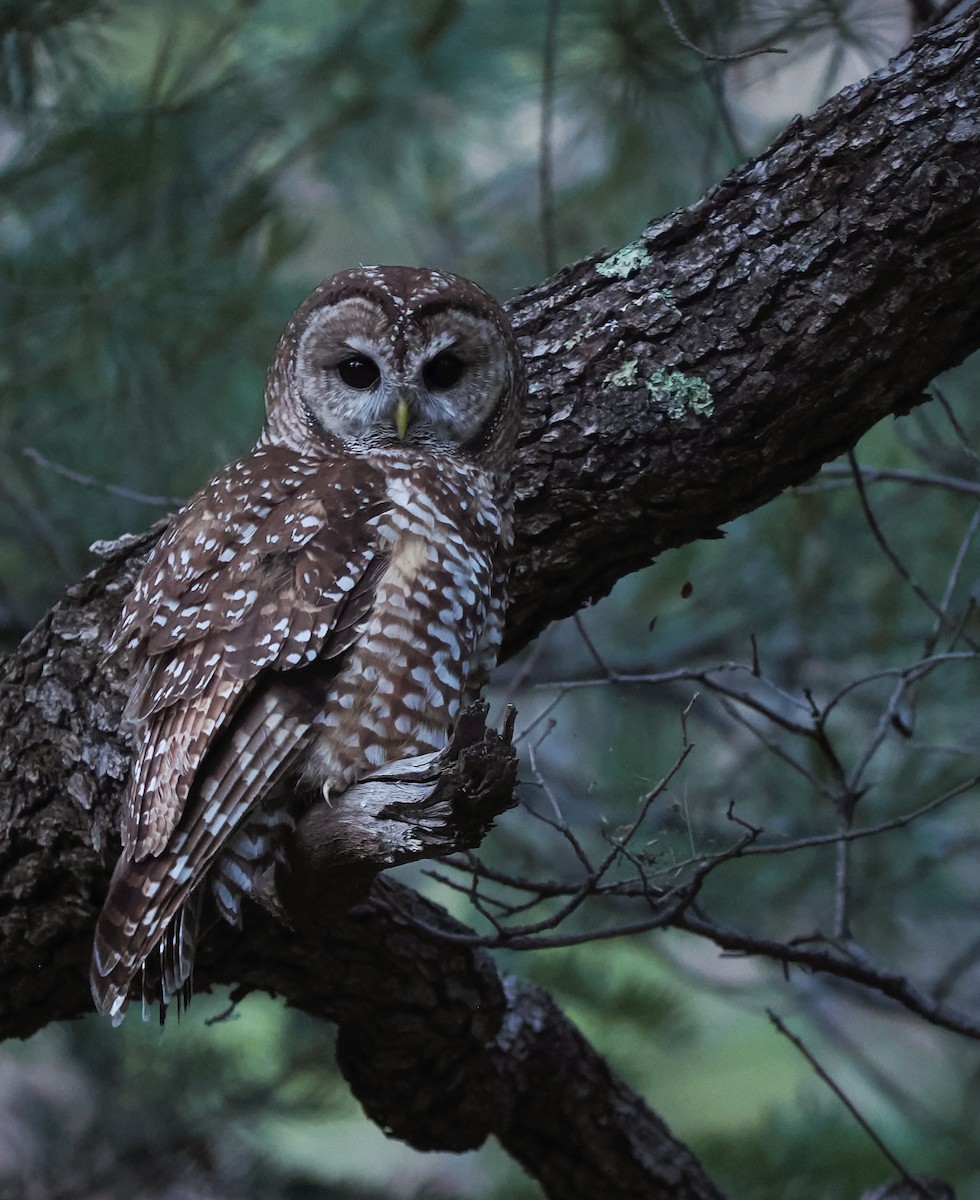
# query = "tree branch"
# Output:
<box><xmin>201</xmin><ymin>880</ymin><xmax>724</xmax><ymax>1200</ymax></box>
<box><xmin>2</xmin><ymin>9</ymin><xmax>980</xmax><ymax>1197</ymax></box>
<box><xmin>503</xmin><ymin>4</ymin><xmax>980</xmax><ymax>655</ymax></box>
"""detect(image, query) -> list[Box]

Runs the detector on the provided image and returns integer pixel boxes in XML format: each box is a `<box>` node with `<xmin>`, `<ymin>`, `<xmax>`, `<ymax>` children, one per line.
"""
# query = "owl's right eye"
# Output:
<box><xmin>337</xmin><ymin>355</ymin><xmax>380</xmax><ymax>389</ymax></box>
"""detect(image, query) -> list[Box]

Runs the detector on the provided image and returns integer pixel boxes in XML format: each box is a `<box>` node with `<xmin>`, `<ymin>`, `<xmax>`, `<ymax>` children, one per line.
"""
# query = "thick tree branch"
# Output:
<box><xmin>503</xmin><ymin>4</ymin><xmax>980</xmax><ymax>655</ymax></box>
<box><xmin>201</xmin><ymin>880</ymin><xmax>724</xmax><ymax>1200</ymax></box>
<box><xmin>2</xmin><ymin>10</ymin><xmax>980</xmax><ymax>1198</ymax></box>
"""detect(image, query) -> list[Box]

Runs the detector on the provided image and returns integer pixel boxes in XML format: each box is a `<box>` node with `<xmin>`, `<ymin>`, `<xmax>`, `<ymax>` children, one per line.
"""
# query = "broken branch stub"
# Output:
<box><xmin>276</xmin><ymin>702</ymin><xmax>518</xmax><ymax>924</ymax></box>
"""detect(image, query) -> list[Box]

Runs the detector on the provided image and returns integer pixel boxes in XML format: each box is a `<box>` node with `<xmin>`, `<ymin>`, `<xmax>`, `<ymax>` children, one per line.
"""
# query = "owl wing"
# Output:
<box><xmin>92</xmin><ymin>446</ymin><xmax>390</xmax><ymax>1017</ymax></box>
<box><xmin>115</xmin><ymin>444</ymin><xmax>389</xmax><ymax>859</ymax></box>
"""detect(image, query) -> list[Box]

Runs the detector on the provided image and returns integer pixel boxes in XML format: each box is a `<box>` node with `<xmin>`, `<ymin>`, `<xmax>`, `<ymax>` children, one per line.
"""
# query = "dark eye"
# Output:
<box><xmin>337</xmin><ymin>355</ymin><xmax>380</xmax><ymax>389</ymax></box>
<box><xmin>423</xmin><ymin>351</ymin><xmax>465</xmax><ymax>390</ymax></box>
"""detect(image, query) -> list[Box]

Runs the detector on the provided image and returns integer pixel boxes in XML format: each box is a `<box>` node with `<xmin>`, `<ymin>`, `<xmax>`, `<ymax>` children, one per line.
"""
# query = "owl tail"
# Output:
<box><xmin>90</xmin><ymin>855</ymin><xmax>201</xmax><ymax>1026</ymax></box>
<box><xmin>90</xmin><ymin>804</ymin><xmax>295</xmax><ymax>1023</ymax></box>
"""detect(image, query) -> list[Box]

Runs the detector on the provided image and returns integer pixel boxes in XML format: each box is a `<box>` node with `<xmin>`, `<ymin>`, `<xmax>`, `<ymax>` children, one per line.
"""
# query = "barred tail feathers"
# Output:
<box><xmin>90</xmin><ymin>855</ymin><xmax>200</xmax><ymax>1024</ymax></box>
<box><xmin>91</xmin><ymin>687</ymin><xmax>312</xmax><ymax>1021</ymax></box>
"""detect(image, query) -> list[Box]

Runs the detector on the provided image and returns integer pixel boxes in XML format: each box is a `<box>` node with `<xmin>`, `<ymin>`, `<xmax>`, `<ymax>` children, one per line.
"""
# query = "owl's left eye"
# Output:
<box><xmin>423</xmin><ymin>351</ymin><xmax>465</xmax><ymax>390</ymax></box>
<box><xmin>337</xmin><ymin>355</ymin><xmax>381</xmax><ymax>389</ymax></box>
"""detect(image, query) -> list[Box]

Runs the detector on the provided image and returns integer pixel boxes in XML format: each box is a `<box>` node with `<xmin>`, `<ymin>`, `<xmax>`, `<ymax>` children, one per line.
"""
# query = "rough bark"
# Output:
<box><xmin>2</xmin><ymin>9</ymin><xmax>980</xmax><ymax>1199</ymax></box>
<box><xmin>503</xmin><ymin>4</ymin><xmax>980</xmax><ymax>655</ymax></box>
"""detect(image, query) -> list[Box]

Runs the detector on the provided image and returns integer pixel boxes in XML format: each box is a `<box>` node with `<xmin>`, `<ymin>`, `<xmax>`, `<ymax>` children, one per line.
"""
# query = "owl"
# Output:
<box><xmin>90</xmin><ymin>266</ymin><xmax>526</xmax><ymax>1022</ymax></box>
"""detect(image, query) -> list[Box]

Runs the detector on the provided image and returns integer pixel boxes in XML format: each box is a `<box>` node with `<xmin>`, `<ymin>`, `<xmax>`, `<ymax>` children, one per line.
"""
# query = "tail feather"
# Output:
<box><xmin>90</xmin><ymin>858</ymin><xmax>201</xmax><ymax>1024</ymax></box>
<box><xmin>91</xmin><ymin>679</ymin><xmax>318</xmax><ymax>1022</ymax></box>
<box><xmin>91</xmin><ymin>704</ymin><xmax>309</xmax><ymax>1021</ymax></box>
<box><xmin>209</xmin><ymin>804</ymin><xmax>295</xmax><ymax>926</ymax></box>
<box><xmin>159</xmin><ymin>891</ymin><xmax>201</xmax><ymax>1009</ymax></box>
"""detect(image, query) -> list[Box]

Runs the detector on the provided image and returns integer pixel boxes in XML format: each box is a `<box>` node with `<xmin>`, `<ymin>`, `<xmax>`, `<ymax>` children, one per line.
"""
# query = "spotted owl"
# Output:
<box><xmin>90</xmin><ymin>265</ymin><xmax>526</xmax><ymax>1022</ymax></box>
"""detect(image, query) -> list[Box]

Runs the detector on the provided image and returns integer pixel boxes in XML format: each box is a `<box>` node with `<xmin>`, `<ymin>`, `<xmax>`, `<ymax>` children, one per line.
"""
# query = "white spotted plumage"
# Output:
<box><xmin>91</xmin><ymin>266</ymin><xmax>525</xmax><ymax>1022</ymax></box>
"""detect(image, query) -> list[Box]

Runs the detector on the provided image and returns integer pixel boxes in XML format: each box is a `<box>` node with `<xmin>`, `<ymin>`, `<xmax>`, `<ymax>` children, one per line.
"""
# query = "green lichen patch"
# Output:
<box><xmin>603</xmin><ymin>360</ymin><xmax>641</xmax><ymax>388</ymax></box>
<box><xmin>646</xmin><ymin>370</ymin><xmax>713</xmax><ymax>420</ymax></box>
<box><xmin>564</xmin><ymin>315</ymin><xmax>595</xmax><ymax>350</ymax></box>
<box><xmin>595</xmin><ymin>242</ymin><xmax>652</xmax><ymax>279</ymax></box>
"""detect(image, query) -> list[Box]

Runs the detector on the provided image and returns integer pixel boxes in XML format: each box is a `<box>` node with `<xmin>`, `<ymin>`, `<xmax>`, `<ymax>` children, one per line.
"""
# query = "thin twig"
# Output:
<box><xmin>833</xmin><ymin>823</ymin><xmax>851</xmax><ymax>939</ymax></box>
<box><xmin>657</xmin><ymin>0</ymin><xmax>786</xmax><ymax>61</ymax></box>
<box><xmin>606</xmin><ymin>771</ymin><xmax>978</xmax><ymax>878</ymax></box>
<box><xmin>847</xmin><ymin>451</ymin><xmax>976</xmax><ymax>649</ymax></box>
<box><xmin>716</xmin><ymin>696</ymin><xmax>833</xmax><ymax>798</ymax></box>
<box><xmin>932</xmin><ymin>384</ymin><xmax>980</xmax><ymax>465</ymax></box>
<box><xmin>541</xmin><ymin>661</ymin><xmax>814</xmax><ymax>718</ymax></box>
<box><xmin>923</xmin><ymin>504</ymin><xmax>980</xmax><ymax>659</ymax></box>
<box><xmin>766</xmin><ymin>1011</ymin><xmax>929</xmax><ymax>1194</ymax></box>
<box><xmin>673</xmin><ymin>908</ymin><xmax>980</xmax><ymax>1039</ymax></box>
<box><xmin>815</xmin><ymin>462</ymin><xmax>980</xmax><ymax>500</ymax></box>
<box><xmin>933</xmin><ymin>930</ymin><xmax>980</xmax><ymax>1002</ymax></box>
<box><xmin>539</xmin><ymin>0</ymin><xmax>560</xmax><ymax>276</ymax></box>
<box><xmin>23</xmin><ymin>447</ymin><xmax>183</xmax><ymax>507</ymax></box>
<box><xmin>527</xmin><ymin>741</ymin><xmax>595</xmax><ymax>874</ymax></box>
<box><xmin>498</xmin><ymin>743</ymin><xmax>695</xmax><ymax>941</ymax></box>
<box><xmin>821</xmin><ymin>652</ymin><xmax>977</xmax><ymax>721</ymax></box>
<box><xmin>701</xmin><ymin>62</ymin><xmax>749</xmax><ymax>161</ymax></box>
<box><xmin>738</xmin><ymin>773</ymin><xmax>980</xmax><ymax>856</ymax></box>
<box><xmin>514</xmin><ymin>691</ymin><xmax>567</xmax><ymax>746</ymax></box>
<box><xmin>573</xmin><ymin>612</ymin><xmax>616</xmax><ymax>679</ymax></box>
<box><xmin>806</xmin><ymin>999</ymin><xmax>952</xmax><ymax>1137</ymax></box>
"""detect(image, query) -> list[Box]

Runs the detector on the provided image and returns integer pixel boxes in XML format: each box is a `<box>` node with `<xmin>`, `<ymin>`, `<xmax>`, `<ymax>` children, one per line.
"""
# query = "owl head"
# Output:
<box><xmin>262</xmin><ymin>266</ymin><xmax>526</xmax><ymax>477</ymax></box>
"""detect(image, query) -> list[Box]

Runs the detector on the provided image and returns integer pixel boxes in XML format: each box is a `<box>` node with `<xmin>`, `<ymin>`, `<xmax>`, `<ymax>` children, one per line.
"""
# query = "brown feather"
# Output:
<box><xmin>94</xmin><ymin>453</ymin><xmax>390</xmax><ymax>1017</ymax></box>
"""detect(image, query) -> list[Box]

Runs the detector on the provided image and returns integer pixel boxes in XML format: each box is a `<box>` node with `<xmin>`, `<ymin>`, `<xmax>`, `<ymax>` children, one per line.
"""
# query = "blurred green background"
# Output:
<box><xmin>3</xmin><ymin>1</ymin><xmax>980</xmax><ymax>1197</ymax></box>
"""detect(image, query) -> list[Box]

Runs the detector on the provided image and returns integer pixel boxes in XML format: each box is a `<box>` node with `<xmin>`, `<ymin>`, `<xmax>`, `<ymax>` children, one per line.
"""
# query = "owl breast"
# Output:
<box><xmin>302</xmin><ymin>449</ymin><xmax>503</xmax><ymax>794</ymax></box>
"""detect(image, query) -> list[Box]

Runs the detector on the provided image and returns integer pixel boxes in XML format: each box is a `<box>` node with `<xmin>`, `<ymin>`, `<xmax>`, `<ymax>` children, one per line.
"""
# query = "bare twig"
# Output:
<box><xmin>670</xmin><ymin>911</ymin><xmax>980</xmax><ymax>1039</ymax></box>
<box><xmin>501</xmin><ymin>624</ymin><xmax>555</xmax><ymax>705</ymax></box>
<box><xmin>526</xmin><ymin>740</ymin><xmax>595</xmax><ymax>875</ymax></box>
<box><xmin>814</xmin><ymin>462</ymin><xmax>980</xmax><ymax>500</ymax></box>
<box><xmin>572</xmin><ymin>612</ymin><xmax>616</xmax><ymax>679</ymax></box>
<box><xmin>821</xmin><ymin>652</ymin><xmax>977</xmax><ymax>720</ymax></box>
<box><xmin>0</xmin><ymin>470</ymin><xmax>76</xmax><ymax>579</ymax></box>
<box><xmin>539</xmin><ymin>0</ymin><xmax>560</xmax><ymax>276</ymax></box>
<box><xmin>847</xmin><ymin>451</ymin><xmax>976</xmax><ymax>649</ymax></box>
<box><xmin>23</xmin><ymin>446</ymin><xmax>183</xmax><ymax>507</ymax></box>
<box><xmin>931</xmin><ymin>384</ymin><xmax>980</xmax><ymax>465</ymax></box>
<box><xmin>701</xmin><ymin>61</ymin><xmax>749</xmax><ymax>161</ymax></box>
<box><xmin>923</xmin><ymin>503</ymin><xmax>980</xmax><ymax>658</ymax></box>
<box><xmin>833</xmin><ymin>823</ymin><xmax>852</xmax><ymax>939</ymax></box>
<box><xmin>766</xmin><ymin>1011</ymin><xmax>928</xmax><ymax>1195</ymax></box>
<box><xmin>656</xmin><ymin>0</ymin><xmax>787</xmax><ymax>61</ymax></box>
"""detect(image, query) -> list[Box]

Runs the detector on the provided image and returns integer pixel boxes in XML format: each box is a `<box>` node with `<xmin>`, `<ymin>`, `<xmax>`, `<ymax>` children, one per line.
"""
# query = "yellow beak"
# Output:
<box><xmin>395</xmin><ymin>399</ymin><xmax>411</xmax><ymax>440</ymax></box>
